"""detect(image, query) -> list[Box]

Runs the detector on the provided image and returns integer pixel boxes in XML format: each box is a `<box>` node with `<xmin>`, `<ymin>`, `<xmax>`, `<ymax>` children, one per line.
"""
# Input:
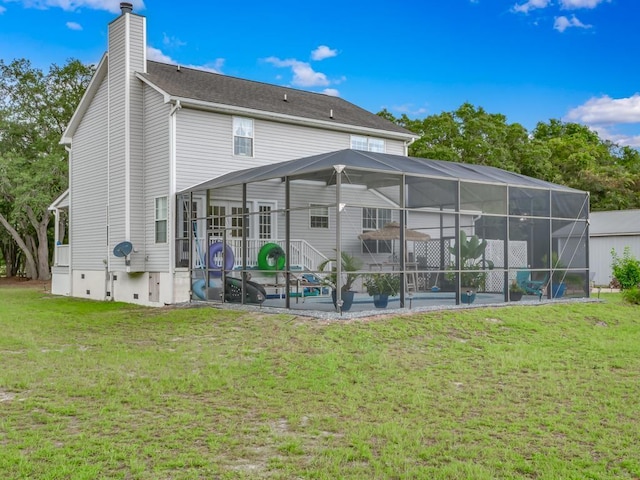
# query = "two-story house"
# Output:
<box><xmin>49</xmin><ymin>2</ymin><xmax>417</xmax><ymax>306</ymax></box>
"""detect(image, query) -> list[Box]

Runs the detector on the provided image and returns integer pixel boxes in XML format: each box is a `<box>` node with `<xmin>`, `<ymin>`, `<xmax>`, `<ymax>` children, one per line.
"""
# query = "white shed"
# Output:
<box><xmin>590</xmin><ymin>210</ymin><xmax>640</xmax><ymax>286</ymax></box>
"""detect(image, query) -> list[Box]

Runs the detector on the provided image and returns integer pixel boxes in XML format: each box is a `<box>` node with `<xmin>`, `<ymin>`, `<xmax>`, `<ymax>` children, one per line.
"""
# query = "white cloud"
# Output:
<box><xmin>162</xmin><ymin>33</ymin><xmax>186</xmax><ymax>48</ymax></box>
<box><xmin>565</xmin><ymin>94</ymin><xmax>640</xmax><ymax>124</ymax></box>
<box><xmin>198</xmin><ymin>58</ymin><xmax>225</xmax><ymax>74</ymax></box>
<box><xmin>322</xmin><ymin>88</ymin><xmax>340</xmax><ymax>97</ymax></box>
<box><xmin>264</xmin><ymin>57</ymin><xmax>330</xmax><ymax>87</ymax></box>
<box><xmin>311</xmin><ymin>45</ymin><xmax>337</xmax><ymax>61</ymax></box>
<box><xmin>146</xmin><ymin>46</ymin><xmax>224</xmax><ymax>73</ymax></box>
<box><xmin>565</xmin><ymin>94</ymin><xmax>640</xmax><ymax>147</ymax></box>
<box><xmin>4</xmin><ymin>0</ymin><xmax>145</xmax><ymax>13</ymax></box>
<box><xmin>66</xmin><ymin>21</ymin><xmax>82</xmax><ymax>30</ymax></box>
<box><xmin>0</xmin><ymin>5</ymin><xmax>6</xmax><ymax>13</ymax></box>
<box><xmin>554</xmin><ymin>14</ymin><xmax>591</xmax><ymax>32</ymax></box>
<box><xmin>512</xmin><ymin>0</ymin><xmax>551</xmax><ymax>14</ymax></box>
<box><xmin>560</xmin><ymin>0</ymin><xmax>609</xmax><ymax>9</ymax></box>
<box><xmin>147</xmin><ymin>46</ymin><xmax>174</xmax><ymax>64</ymax></box>
<box><xmin>591</xmin><ymin>126</ymin><xmax>640</xmax><ymax>148</ymax></box>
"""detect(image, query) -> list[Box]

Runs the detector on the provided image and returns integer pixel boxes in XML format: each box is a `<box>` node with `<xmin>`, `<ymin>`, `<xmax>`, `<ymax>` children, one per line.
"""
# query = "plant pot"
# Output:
<box><xmin>372</xmin><ymin>294</ymin><xmax>389</xmax><ymax>308</ymax></box>
<box><xmin>509</xmin><ymin>291</ymin><xmax>523</xmax><ymax>301</ymax></box>
<box><xmin>461</xmin><ymin>291</ymin><xmax>476</xmax><ymax>304</ymax></box>
<box><xmin>332</xmin><ymin>289</ymin><xmax>355</xmax><ymax>312</ymax></box>
<box><xmin>551</xmin><ymin>283</ymin><xmax>566</xmax><ymax>298</ymax></box>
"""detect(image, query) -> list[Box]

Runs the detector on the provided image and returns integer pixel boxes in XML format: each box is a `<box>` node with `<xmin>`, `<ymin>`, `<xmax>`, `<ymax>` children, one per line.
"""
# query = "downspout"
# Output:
<box><xmin>168</xmin><ymin>100</ymin><xmax>182</xmax><ymax>304</ymax></box>
<box><xmin>66</xmin><ymin>146</ymin><xmax>74</xmax><ymax>297</ymax></box>
<box><xmin>404</xmin><ymin>137</ymin><xmax>415</xmax><ymax>157</ymax></box>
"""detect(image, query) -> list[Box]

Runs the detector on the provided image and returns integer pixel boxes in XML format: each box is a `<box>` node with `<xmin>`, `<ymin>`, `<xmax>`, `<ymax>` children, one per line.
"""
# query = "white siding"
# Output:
<box><xmin>144</xmin><ymin>87</ymin><xmax>171</xmax><ymax>271</ymax></box>
<box><xmin>591</xmin><ymin>235</ymin><xmax>640</xmax><ymax>286</ymax></box>
<box><xmin>213</xmin><ymin>181</ymin><xmax>398</xmax><ymax>267</ymax></box>
<box><xmin>175</xmin><ymin>109</ymin><xmax>407</xmax><ymax>191</ymax></box>
<box><xmin>106</xmin><ymin>13</ymin><xmax>148</xmax><ymax>271</ymax></box>
<box><xmin>71</xmin><ymin>76</ymin><xmax>109</xmax><ymax>270</ymax></box>
<box><xmin>128</xmin><ymin>14</ymin><xmax>146</xmax><ymax>271</ymax></box>
<box><xmin>108</xmin><ymin>17</ymin><xmax>127</xmax><ymax>269</ymax></box>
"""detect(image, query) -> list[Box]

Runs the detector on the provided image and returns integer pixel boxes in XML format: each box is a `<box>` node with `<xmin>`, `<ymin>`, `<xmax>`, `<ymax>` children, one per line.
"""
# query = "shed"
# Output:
<box><xmin>589</xmin><ymin>210</ymin><xmax>640</xmax><ymax>286</ymax></box>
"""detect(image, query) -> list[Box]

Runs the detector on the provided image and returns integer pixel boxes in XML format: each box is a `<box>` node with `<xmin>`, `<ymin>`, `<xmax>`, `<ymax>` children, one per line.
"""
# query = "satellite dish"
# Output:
<box><xmin>113</xmin><ymin>241</ymin><xmax>133</xmax><ymax>258</ymax></box>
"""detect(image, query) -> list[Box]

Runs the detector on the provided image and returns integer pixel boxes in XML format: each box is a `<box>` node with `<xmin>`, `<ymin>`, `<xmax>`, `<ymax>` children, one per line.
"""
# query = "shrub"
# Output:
<box><xmin>622</xmin><ymin>287</ymin><xmax>640</xmax><ymax>305</ymax></box>
<box><xmin>610</xmin><ymin>247</ymin><xmax>640</xmax><ymax>290</ymax></box>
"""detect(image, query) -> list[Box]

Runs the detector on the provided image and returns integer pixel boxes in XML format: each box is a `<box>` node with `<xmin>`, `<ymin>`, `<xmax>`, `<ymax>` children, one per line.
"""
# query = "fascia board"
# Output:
<box><xmin>171</xmin><ymin>96</ymin><xmax>417</xmax><ymax>140</ymax></box>
<box><xmin>48</xmin><ymin>188</ymin><xmax>70</xmax><ymax>210</ymax></box>
<box><xmin>135</xmin><ymin>72</ymin><xmax>172</xmax><ymax>102</ymax></box>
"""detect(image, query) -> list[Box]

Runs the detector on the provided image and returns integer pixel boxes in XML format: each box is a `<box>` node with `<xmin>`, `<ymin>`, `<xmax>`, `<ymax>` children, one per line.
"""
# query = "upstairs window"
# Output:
<box><xmin>351</xmin><ymin>135</ymin><xmax>385</xmax><ymax>153</ymax></box>
<box><xmin>233</xmin><ymin>117</ymin><xmax>254</xmax><ymax>156</ymax></box>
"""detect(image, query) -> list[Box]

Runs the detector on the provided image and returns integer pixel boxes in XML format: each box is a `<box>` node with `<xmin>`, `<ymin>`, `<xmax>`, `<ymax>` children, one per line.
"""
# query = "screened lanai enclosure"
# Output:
<box><xmin>177</xmin><ymin>149</ymin><xmax>590</xmax><ymax>314</ymax></box>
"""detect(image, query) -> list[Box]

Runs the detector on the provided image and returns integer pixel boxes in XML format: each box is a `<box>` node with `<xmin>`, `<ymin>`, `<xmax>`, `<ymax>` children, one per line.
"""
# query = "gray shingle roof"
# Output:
<box><xmin>138</xmin><ymin>61</ymin><xmax>413</xmax><ymax>136</ymax></box>
<box><xmin>180</xmin><ymin>149</ymin><xmax>586</xmax><ymax>195</ymax></box>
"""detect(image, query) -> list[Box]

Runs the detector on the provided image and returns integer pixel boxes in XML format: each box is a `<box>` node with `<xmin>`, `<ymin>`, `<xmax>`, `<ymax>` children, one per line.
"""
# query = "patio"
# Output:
<box><xmin>177</xmin><ymin>149</ymin><xmax>591</xmax><ymax>314</ymax></box>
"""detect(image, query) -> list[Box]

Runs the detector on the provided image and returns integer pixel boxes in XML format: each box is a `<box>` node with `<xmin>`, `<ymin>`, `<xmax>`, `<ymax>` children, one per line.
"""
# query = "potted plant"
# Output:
<box><xmin>318</xmin><ymin>250</ymin><xmax>363</xmax><ymax>312</ymax></box>
<box><xmin>542</xmin><ymin>252</ymin><xmax>573</xmax><ymax>298</ymax></box>
<box><xmin>448</xmin><ymin>231</ymin><xmax>494</xmax><ymax>304</ymax></box>
<box><xmin>509</xmin><ymin>280</ymin><xmax>525</xmax><ymax>301</ymax></box>
<box><xmin>363</xmin><ymin>273</ymin><xmax>401</xmax><ymax>308</ymax></box>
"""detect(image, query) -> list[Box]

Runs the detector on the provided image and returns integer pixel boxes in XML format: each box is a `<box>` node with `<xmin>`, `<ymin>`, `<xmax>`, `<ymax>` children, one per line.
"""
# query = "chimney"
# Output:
<box><xmin>120</xmin><ymin>2</ymin><xmax>133</xmax><ymax>14</ymax></box>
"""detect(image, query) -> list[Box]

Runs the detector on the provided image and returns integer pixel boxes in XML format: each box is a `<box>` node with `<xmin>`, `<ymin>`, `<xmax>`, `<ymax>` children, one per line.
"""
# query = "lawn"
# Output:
<box><xmin>1</xmin><ymin>286</ymin><xmax>639</xmax><ymax>479</ymax></box>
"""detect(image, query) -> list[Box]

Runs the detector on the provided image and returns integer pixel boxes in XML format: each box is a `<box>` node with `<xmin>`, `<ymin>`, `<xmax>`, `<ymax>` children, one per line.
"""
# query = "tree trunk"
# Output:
<box><xmin>26</xmin><ymin>206</ymin><xmax>52</xmax><ymax>281</ymax></box>
<box><xmin>0</xmin><ymin>212</ymin><xmax>39</xmax><ymax>279</ymax></box>
<box><xmin>2</xmin><ymin>242</ymin><xmax>18</xmax><ymax>277</ymax></box>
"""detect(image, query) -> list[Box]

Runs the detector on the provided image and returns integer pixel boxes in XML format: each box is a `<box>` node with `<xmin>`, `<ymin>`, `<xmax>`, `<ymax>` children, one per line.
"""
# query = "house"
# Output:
<box><xmin>589</xmin><ymin>210</ymin><xmax>640</xmax><ymax>286</ymax></box>
<box><xmin>51</xmin><ymin>3</ymin><xmax>591</xmax><ymax>312</ymax></box>
<box><xmin>49</xmin><ymin>3</ymin><xmax>416</xmax><ymax>306</ymax></box>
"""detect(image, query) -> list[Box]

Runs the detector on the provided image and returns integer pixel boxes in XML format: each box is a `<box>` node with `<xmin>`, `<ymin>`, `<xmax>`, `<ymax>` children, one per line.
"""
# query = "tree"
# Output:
<box><xmin>0</xmin><ymin>58</ymin><xmax>93</xmax><ymax>279</ymax></box>
<box><xmin>532</xmin><ymin>120</ymin><xmax>640</xmax><ymax>210</ymax></box>
<box><xmin>380</xmin><ymin>105</ymin><xmax>640</xmax><ymax>212</ymax></box>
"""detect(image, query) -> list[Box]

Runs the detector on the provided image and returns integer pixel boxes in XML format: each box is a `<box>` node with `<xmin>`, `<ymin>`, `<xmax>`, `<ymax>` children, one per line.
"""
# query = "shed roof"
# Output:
<box><xmin>590</xmin><ymin>210</ymin><xmax>640</xmax><ymax>236</ymax></box>
<box><xmin>180</xmin><ymin>149</ymin><xmax>585</xmax><ymax>194</ymax></box>
<box><xmin>139</xmin><ymin>62</ymin><xmax>413</xmax><ymax>137</ymax></box>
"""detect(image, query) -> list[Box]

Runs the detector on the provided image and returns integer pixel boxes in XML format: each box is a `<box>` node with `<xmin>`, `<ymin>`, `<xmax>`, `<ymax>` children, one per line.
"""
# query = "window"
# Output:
<box><xmin>362</xmin><ymin>207</ymin><xmax>392</xmax><ymax>253</ymax></box>
<box><xmin>310</xmin><ymin>204</ymin><xmax>329</xmax><ymax>229</ymax></box>
<box><xmin>208</xmin><ymin>202</ymin><xmax>249</xmax><ymax>238</ymax></box>
<box><xmin>258</xmin><ymin>205</ymin><xmax>272</xmax><ymax>239</ymax></box>
<box><xmin>351</xmin><ymin>135</ymin><xmax>385</xmax><ymax>153</ymax></box>
<box><xmin>230</xmin><ymin>206</ymin><xmax>248</xmax><ymax>237</ymax></box>
<box><xmin>233</xmin><ymin>117</ymin><xmax>254</xmax><ymax>156</ymax></box>
<box><xmin>155</xmin><ymin>197</ymin><xmax>168</xmax><ymax>243</ymax></box>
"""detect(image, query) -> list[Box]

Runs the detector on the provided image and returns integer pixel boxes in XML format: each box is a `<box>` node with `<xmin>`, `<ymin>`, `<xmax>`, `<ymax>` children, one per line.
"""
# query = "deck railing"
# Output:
<box><xmin>54</xmin><ymin>244</ymin><xmax>70</xmax><ymax>267</ymax></box>
<box><xmin>175</xmin><ymin>237</ymin><xmax>328</xmax><ymax>272</ymax></box>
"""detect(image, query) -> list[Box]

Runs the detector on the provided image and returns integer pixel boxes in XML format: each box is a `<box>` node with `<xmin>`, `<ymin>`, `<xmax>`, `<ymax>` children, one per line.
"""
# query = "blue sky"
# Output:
<box><xmin>1</xmin><ymin>0</ymin><xmax>639</xmax><ymax>146</ymax></box>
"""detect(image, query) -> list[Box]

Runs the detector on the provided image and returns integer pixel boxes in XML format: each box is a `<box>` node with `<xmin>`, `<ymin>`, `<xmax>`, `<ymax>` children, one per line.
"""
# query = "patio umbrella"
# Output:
<box><xmin>358</xmin><ymin>222</ymin><xmax>430</xmax><ymax>242</ymax></box>
<box><xmin>358</xmin><ymin>221</ymin><xmax>430</xmax><ymax>263</ymax></box>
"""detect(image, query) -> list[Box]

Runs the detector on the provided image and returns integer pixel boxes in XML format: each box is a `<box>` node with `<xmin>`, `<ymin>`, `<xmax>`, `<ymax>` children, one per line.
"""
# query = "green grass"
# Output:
<box><xmin>1</xmin><ymin>288</ymin><xmax>639</xmax><ymax>479</ymax></box>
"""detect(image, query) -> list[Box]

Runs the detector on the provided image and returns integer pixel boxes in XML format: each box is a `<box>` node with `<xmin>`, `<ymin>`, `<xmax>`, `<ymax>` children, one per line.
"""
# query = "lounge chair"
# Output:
<box><xmin>516</xmin><ymin>270</ymin><xmax>548</xmax><ymax>295</ymax></box>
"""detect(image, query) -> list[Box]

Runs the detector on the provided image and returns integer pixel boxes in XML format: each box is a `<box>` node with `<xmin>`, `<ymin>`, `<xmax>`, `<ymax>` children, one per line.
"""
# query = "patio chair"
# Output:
<box><xmin>516</xmin><ymin>270</ymin><xmax>548</xmax><ymax>295</ymax></box>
